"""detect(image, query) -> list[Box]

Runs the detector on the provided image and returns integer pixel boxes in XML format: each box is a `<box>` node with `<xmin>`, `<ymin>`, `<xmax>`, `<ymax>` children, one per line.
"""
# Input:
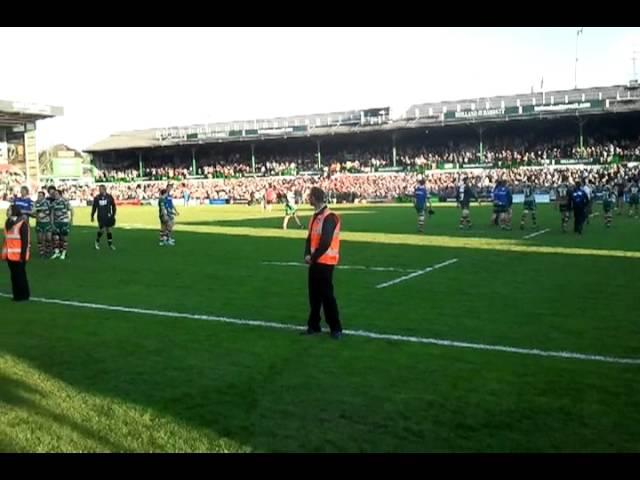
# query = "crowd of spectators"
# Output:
<box><xmin>91</xmin><ymin>137</ymin><xmax>640</xmax><ymax>184</ymax></box>
<box><xmin>3</xmin><ymin>136</ymin><xmax>639</xmax><ymax>204</ymax></box>
<box><xmin>16</xmin><ymin>164</ymin><xmax>635</xmax><ymax>205</ymax></box>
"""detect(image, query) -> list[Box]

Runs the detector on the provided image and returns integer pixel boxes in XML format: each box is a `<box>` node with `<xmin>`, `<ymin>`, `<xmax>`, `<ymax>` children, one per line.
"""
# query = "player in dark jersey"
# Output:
<box><xmin>504</xmin><ymin>180</ymin><xmax>514</xmax><ymax>230</ymax></box>
<box><xmin>626</xmin><ymin>179</ymin><xmax>639</xmax><ymax>219</ymax></box>
<box><xmin>615</xmin><ymin>177</ymin><xmax>626</xmax><ymax>215</ymax></box>
<box><xmin>490</xmin><ymin>180</ymin><xmax>501</xmax><ymax>227</ymax></box>
<box><xmin>457</xmin><ymin>177</ymin><xmax>478</xmax><ymax>230</ymax></box>
<box><xmin>91</xmin><ymin>184</ymin><xmax>117</xmax><ymax>250</ymax></box>
<box><xmin>571</xmin><ymin>180</ymin><xmax>588</xmax><ymax>235</ymax></box>
<box><xmin>413</xmin><ymin>179</ymin><xmax>431</xmax><ymax>233</ymax></box>
<box><xmin>44</xmin><ymin>185</ymin><xmax>58</xmax><ymax>255</ymax></box>
<box><xmin>555</xmin><ymin>176</ymin><xmax>573</xmax><ymax>233</ymax></box>
<box><xmin>520</xmin><ymin>179</ymin><xmax>537</xmax><ymax>230</ymax></box>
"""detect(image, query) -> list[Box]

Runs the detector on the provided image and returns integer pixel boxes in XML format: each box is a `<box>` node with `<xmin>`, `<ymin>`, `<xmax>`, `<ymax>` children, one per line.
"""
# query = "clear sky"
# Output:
<box><xmin>1</xmin><ymin>27</ymin><xmax>638</xmax><ymax>152</ymax></box>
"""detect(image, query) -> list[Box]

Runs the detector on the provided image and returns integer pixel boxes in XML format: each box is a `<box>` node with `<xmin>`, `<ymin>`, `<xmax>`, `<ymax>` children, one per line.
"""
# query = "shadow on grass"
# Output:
<box><xmin>0</xmin><ymin>370</ymin><xmax>128</xmax><ymax>452</ymax></box>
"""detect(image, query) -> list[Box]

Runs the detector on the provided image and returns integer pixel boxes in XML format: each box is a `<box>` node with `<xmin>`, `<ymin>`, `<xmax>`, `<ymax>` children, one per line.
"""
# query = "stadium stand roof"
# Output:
<box><xmin>85</xmin><ymin>107</ymin><xmax>392</xmax><ymax>152</ymax></box>
<box><xmin>404</xmin><ymin>84</ymin><xmax>639</xmax><ymax>120</ymax></box>
<box><xmin>86</xmin><ymin>83</ymin><xmax>640</xmax><ymax>153</ymax></box>
<box><xmin>0</xmin><ymin>99</ymin><xmax>64</xmax><ymax>126</ymax></box>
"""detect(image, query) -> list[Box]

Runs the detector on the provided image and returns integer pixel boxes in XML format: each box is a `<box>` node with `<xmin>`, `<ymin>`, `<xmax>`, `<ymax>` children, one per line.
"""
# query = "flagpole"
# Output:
<box><xmin>574</xmin><ymin>28</ymin><xmax>583</xmax><ymax>89</ymax></box>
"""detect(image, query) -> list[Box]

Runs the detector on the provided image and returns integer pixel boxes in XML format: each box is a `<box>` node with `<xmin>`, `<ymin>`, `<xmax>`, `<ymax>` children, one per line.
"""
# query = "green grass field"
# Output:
<box><xmin>1</xmin><ymin>201</ymin><xmax>639</xmax><ymax>452</ymax></box>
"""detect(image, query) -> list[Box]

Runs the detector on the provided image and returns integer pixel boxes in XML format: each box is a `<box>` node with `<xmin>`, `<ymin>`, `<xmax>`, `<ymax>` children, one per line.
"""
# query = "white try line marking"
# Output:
<box><xmin>262</xmin><ymin>261</ymin><xmax>419</xmax><ymax>273</ymax></box>
<box><xmin>375</xmin><ymin>258</ymin><xmax>459</xmax><ymax>289</ymax></box>
<box><xmin>120</xmin><ymin>223</ymin><xmax>151</xmax><ymax>230</ymax></box>
<box><xmin>2</xmin><ymin>292</ymin><xmax>638</xmax><ymax>365</ymax></box>
<box><xmin>523</xmin><ymin>228</ymin><xmax>551</xmax><ymax>240</ymax></box>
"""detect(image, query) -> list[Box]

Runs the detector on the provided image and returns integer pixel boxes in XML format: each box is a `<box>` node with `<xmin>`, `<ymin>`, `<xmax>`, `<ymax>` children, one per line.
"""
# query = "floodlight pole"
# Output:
<box><xmin>251</xmin><ymin>144</ymin><xmax>256</xmax><ymax>173</ymax></box>
<box><xmin>574</xmin><ymin>28</ymin><xmax>583</xmax><ymax>89</ymax></box>
<box><xmin>578</xmin><ymin>117</ymin><xmax>587</xmax><ymax>152</ymax></box>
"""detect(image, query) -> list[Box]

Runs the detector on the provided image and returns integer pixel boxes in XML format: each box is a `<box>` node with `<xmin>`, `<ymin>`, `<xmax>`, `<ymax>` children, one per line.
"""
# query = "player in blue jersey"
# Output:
<box><xmin>491</xmin><ymin>180</ymin><xmax>511</xmax><ymax>230</ymax></box>
<box><xmin>413</xmin><ymin>179</ymin><xmax>431</xmax><ymax>233</ymax></box>
<box><xmin>12</xmin><ymin>186</ymin><xmax>34</xmax><ymax>223</ymax></box>
<box><xmin>158</xmin><ymin>189</ymin><xmax>168</xmax><ymax>245</ymax></box>
<box><xmin>159</xmin><ymin>185</ymin><xmax>179</xmax><ymax>246</ymax></box>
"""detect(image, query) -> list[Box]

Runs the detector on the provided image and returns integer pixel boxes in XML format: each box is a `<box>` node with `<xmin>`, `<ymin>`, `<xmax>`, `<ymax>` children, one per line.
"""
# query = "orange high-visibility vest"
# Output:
<box><xmin>308</xmin><ymin>208</ymin><xmax>340</xmax><ymax>265</ymax></box>
<box><xmin>2</xmin><ymin>220</ymin><xmax>30</xmax><ymax>262</ymax></box>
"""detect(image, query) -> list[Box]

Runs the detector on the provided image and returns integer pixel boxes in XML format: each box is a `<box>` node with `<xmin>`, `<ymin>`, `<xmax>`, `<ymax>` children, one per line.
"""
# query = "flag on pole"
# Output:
<box><xmin>541</xmin><ymin>76</ymin><xmax>544</xmax><ymax>90</ymax></box>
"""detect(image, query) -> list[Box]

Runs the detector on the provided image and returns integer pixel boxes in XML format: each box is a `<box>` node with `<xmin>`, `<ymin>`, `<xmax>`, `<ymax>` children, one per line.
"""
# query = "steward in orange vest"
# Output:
<box><xmin>2</xmin><ymin>205</ymin><xmax>31</xmax><ymax>302</ymax></box>
<box><xmin>303</xmin><ymin>187</ymin><xmax>342</xmax><ymax>338</ymax></box>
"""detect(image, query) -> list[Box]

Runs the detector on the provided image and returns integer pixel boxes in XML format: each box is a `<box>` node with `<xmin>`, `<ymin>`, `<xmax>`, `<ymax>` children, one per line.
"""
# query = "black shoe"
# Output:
<box><xmin>329</xmin><ymin>331</ymin><xmax>343</xmax><ymax>340</ymax></box>
<box><xmin>300</xmin><ymin>328</ymin><xmax>322</xmax><ymax>336</ymax></box>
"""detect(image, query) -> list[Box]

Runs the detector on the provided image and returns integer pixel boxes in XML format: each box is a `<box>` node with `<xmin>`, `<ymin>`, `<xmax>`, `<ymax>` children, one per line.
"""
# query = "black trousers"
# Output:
<box><xmin>98</xmin><ymin>216</ymin><xmax>116</xmax><ymax>229</ymax></box>
<box><xmin>308</xmin><ymin>263</ymin><xmax>342</xmax><ymax>333</ymax></box>
<box><xmin>7</xmin><ymin>261</ymin><xmax>30</xmax><ymax>301</ymax></box>
<box><xmin>574</xmin><ymin>207</ymin><xmax>586</xmax><ymax>234</ymax></box>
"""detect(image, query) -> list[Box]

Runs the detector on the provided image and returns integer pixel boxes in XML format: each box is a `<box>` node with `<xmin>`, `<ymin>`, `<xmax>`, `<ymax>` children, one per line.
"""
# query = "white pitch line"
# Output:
<box><xmin>120</xmin><ymin>223</ymin><xmax>151</xmax><ymax>230</ymax></box>
<box><xmin>262</xmin><ymin>261</ymin><xmax>419</xmax><ymax>273</ymax></box>
<box><xmin>375</xmin><ymin>258</ymin><xmax>459</xmax><ymax>289</ymax></box>
<box><xmin>523</xmin><ymin>228</ymin><xmax>551</xmax><ymax>240</ymax></box>
<box><xmin>2</xmin><ymin>292</ymin><xmax>638</xmax><ymax>365</ymax></box>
